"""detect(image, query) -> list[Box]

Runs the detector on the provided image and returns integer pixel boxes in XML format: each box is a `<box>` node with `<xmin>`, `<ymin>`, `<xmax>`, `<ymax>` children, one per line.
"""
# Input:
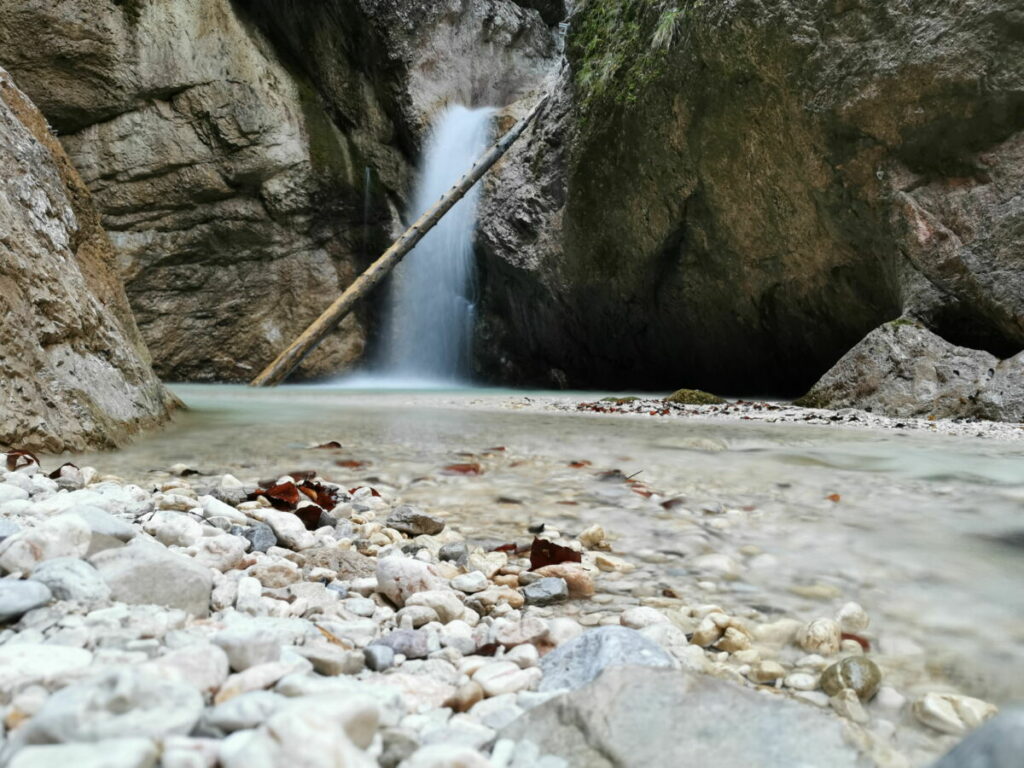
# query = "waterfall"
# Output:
<box><xmin>374</xmin><ymin>104</ymin><xmax>494</xmax><ymax>386</ymax></box>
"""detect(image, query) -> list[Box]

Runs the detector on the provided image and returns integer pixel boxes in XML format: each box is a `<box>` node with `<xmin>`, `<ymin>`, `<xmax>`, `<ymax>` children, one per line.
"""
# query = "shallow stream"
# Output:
<box><xmin>69</xmin><ymin>385</ymin><xmax>1024</xmax><ymax>707</ymax></box>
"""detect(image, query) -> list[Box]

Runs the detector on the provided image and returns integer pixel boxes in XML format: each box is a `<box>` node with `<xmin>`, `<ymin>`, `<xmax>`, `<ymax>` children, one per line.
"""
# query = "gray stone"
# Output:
<box><xmin>364</xmin><ymin>645</ymin><xmax>396</xmax><ymax>671</ymax></box>
<box><xmin>797</xmin><ymin>322</ymin><xmax>1023</xmax><ymax>421</ymax></box>
<box><xmin>9</xmin><ymin>739</ymin><xmax>158</xmax><ymax>768</ymax></box>
<box><xmin>14</xmin><ymin>668</ymin><xmax>203</xmax><ymax>745</ymax></box>
<box><xmin>90</xmin><ymin>540</ymin><xmax>213</xmax><ymax>617</ymax></box>
<box><xmin>30</xmin><ymin>558</ymin><xmax>111</xmax><ymax>603</ymax></box>
<box><xmin>241</xmin><ymin>523</ymin><xmax>276</xmax><ymax>554</ymax></box>
<box><xmin>379</xmin><ymin>727</ymin><xmax>420</xmax><ymax>768</ymax></box>
<box><xmin>0</xmin><ymin>67</ymin><xmax>174</xmax><ymax>452</ymax></box>
<box><xmin>522</xmin><ymin>577</ymin><xmax>568</xmax><ymax>606</ymax></box>
<box><xmin>932</xmin><ymin>708</ymin><xmax>1024</xmax><ymax>768</ymax></box>
<box><xmin>387</xmin><ymin>506</ymin><xmax>446</xmax><ymax>537</ymax></box>
<box><xmin>301</xmin><ymin>547</ymin><xmax>377</xmax><ymax>579</ymax></box>
<box><xmin>201</xmin><ymin>691</ymin><xmax>288</xmax><ymax>735</ymax></box>
<box><xmin>294</xmin><ymin>644</ymin><xmax>365</xmax><ymax>676</ymax></box>
<box><xmin>538</xmin><ymin>626</ymin><xmax>675</xmax><ymax>693</ymax></box>
<box><xmin>502</xmin><ymin>667</ymin><xmax>861</xmax><ymax>768</ymax></box>
<box><xmin>372</xmin><ymin>629</ymin><xmax>430</xmax><ymax>660</ymax></box>
<box><xmin>71</xmin><ymin>506</ymin><xmax>137</xmax><ymax>542</ymax></box>
<box><xmin>0</xmin><ymin>580</ymin><xmax>52</xmax><ymax>623</ymax></box>
<box><xmin>439</xmin><ymin>542</ymin><xmax>468</xmax><ymax>563</ymax></box>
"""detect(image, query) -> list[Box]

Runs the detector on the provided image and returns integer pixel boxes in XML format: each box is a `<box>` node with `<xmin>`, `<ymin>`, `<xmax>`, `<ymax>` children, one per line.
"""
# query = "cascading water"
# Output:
<box><xmin>374</xmin><ymin>104</ymin><xmax>494</xmax><ymax>386</ymax></box>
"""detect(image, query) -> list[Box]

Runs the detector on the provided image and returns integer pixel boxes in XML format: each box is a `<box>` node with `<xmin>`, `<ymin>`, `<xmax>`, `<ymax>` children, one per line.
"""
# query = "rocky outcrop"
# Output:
<box><xmin>0</xmin><ymin>0</ymin><xmax>557</xmax><ymax>383</ymax></box>
<box><xmin>0</xmin><ymin>0</ymin><xmax>413</xmax><ymax>382</ymax></box>
<box><xmin>477</xmin><ymin>0</ymin><xmax>1024</xmax><ymax>393</ymax></box>
<box><xmin>796</xmin><ymin>321</ymin><xmax>1024</xmax><ymax>422</ymax></box>
<box><xmin>0</xmin><ymin>68</ymin><xmax>174</xmax><ymax>452</ymax></box>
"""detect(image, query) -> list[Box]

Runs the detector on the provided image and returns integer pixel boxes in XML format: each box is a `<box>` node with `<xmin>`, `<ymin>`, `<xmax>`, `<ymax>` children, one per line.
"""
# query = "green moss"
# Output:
<box><xmin>601</xmin><ymin>396</ymin><xmax>640</xmax><ymax>403</ymax></box>
<box><xmin>664</xmin><ymin>388</ymin><xmax>725</xmax><ymax>405</ymax></box>
<box><xmin>887</xmin><ymin>316</ymin><xmax>922</xmax><ymax>329</ymax></box>
<box><xmin>569</xmin><ymin>0</ymin><xmax>697</xmax><ymax>118</ymax></box>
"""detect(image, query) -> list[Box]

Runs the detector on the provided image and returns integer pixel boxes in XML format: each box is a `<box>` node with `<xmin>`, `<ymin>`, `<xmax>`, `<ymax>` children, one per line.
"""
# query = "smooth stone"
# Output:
<box><xmin>797</xmin><ymin>619</ymin><xmax>841</xmax><ymax>656</ymax></box>
<box><xmin>293</xmin><ymin>644</ymin><xmax>365</xmax><ymax>676</ymax></box>
<box><xmin>820</xmin><ymin>657</ymin><xmax>881</xmax><ymax>701</ymax></box>
<box><xmin>29</xmin><ymin>558</ymin><xmax>111</xmax><ymax>603</ymax></box>
<box><xmin>913</xmin><ymin>692</ymin><xmax>999</xmax><ymax>736</ymax></box>
<box><xmin>241</xmin><ymin>523</ymin><xmax>276</xmax><ymax>554</ymax></box>
<box><xmin>387</xmin><ymin>506</ymin><xmax>446</xmax><ymax>536</ymax></box>
<box><xmin>538</xmin><ymin>626</ymin><xmax>675</xmax><ymax>692</ymax></box>
<box><xmin>405</xmin><ymin>590</ymin><xmax>464</xmax><ymax>623</ymax></box>
<box><xmin>201</xmin><ymin>691</ymin><xmax>288</xmax><ymax>734</ymax></box>
<box><xmin>142</xmin><ymin>511</ymin><xmax>204</xmax><ymax>548</ymax></box>
<box><xmin>14</xmin><ymin>668</ymin><xmax>203</xmax><ymax>744</ymax></box>
<box><xmin>439</xmin><ymin>542</ymin><xmax>468</xmax><ymax>563</ymax></box>
<box><xmin>501</xmin><ymin>667</ymin><xmax>861</xmax><ymax>768</ymax></box>
<box><xmin>68</xmin><ymin>506</ymin><xmax>137</xmax><ymax>542</ymax></box>
<box><xmin>0</xmin><ymin>519</ymin><xmax>21</xmax><ymax>540</ymax></box>
<box><xmin>0</xmin><ymin>514</ymin><xmax>91</xmax><ymax>574</ymax></box>
<box><xmin>147</xmin><ymin>644</ymin><xmax>230</xmax><ymax>697</ymax></box>
<box><xmin>932</xmin><ymin>708</ymin><xmax>1024</xmax><ymax>768</ymax></box>
<box><xmin>0</xmin><ymin>644</ymin><xmax>93</xmax><ymax>688</ymax></box>
<box><xmin>523</xmin><ymin>577</ymin><xmax>569</xmax><ymax>606</ymax></box>
<box><xmin>364</xmin><ymin>645</ymin><xmax>395</xmax><ymax>671</ymax></box>
<box><xmin>376</xmin><ymin>557</ymin><xmax>447</xmax><ymax>607</ymax></box>
<box><xmin>8</xmin><ymin>738</ymin><xmax>158</xmax><ymax>768</ymax></box>
<box><xmin>372</xmin><ymin>629</ymin><xmax>429</xmax><ymax>660</ymax></box>
<box><xmin>0</xmin><ymin>580</ymin><xmax>52</xmax><ymax>622</ymax></box>
<box><xmin>451</xmin><ymin>571</ymin><xmax>489</xmax><ymax>594</ymax></box>
<box><xmin>473</xmin><ymin>662</ymin><xmax>541</xmax><ymax>697</ymax></box>
<box><xmin>90</xmin><ymin>540</ymin><xmax>213</xmax><ymax>617</ymax></box>
<box><xmin>0</xmin><ymin>484</ymin><xmax>29</xmax><ymax>503</ymax></box>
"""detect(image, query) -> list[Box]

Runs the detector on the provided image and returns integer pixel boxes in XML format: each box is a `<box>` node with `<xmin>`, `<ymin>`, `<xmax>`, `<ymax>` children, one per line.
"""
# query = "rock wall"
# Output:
<box><xmin>477</xmin><ymin>0</ymin><xmax>1024</xmax><ymax>394</ymax></box>
<box><xmin>0</xmin><ymin>68</ymin><xmax>175</xmax><ymax>451</ymax></box>
<box><xmin>0</xmin><ymin>0</ymin><xmax>412</xmax><ymax>382</ymax></box>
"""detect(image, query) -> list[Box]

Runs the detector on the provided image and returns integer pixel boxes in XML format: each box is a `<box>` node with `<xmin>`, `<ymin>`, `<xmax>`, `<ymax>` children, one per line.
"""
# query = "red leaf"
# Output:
<box><xmin>5</xmin><ymin>450</ymin><xmax>39</xmax><ymax>472</ymax></box>
<box><xmin>336</xmin><ymin>460</ymin><xmax>368</xmax><ymax>469</ymax></box>
<box><xmin>442</xmin><ymin>463</ymin><xmax>482</xmax><ymax>476</ymax></box>
<box><xmin>492</xmin><ymin>543</ymin><xmax>518</xmax><ymax>553</ymax></box>
<box><xmin>298</xmin><ymin>479</ymin><xmax>340</xmax><ymax>512</ymax></box>
<box><xmin>661</xmin><ymin>498</ymin><xmax>686</xmax><ymax>510</ymax></box>
<box><xmin>529</xmin><ymin>538</ymin><xmax>582</xmax><ymax>570</ymax></box>
<box><xmin>826</xmin><ymin>493</ymin><xmax>841</xmax><ymax>503</ymax></box>
<box><xmin>249</xmin><ymin>482</ymin><xmax>301</xmax><ymax>510</ymax></box>
<box><xmin>568</xmin><ymin>460</ymin><xmax>591</xmax><ymax>468</ymax></box>
<box><xmin>841</xmin><ymin>632</ymin><xmax>871</xmax><ymax>651</ymax></box>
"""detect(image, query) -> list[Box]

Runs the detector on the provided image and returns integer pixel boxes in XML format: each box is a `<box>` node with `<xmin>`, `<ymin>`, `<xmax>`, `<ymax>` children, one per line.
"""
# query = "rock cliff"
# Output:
<box><xmin>477</xmin><ymin>0</ymin><xmax>1024</xmax><ymax>395</ymax></box>
<box><xmin>0</xmin><ymin>68</ymin><xmax>175</xmax><ymax>451</ymax></box>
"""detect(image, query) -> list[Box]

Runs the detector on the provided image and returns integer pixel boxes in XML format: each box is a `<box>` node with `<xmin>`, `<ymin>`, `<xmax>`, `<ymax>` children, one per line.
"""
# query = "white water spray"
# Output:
<box><xmin>374</xmin><ymin>105</ymin><xmax>494</xmax><ymax>386</ymax></box>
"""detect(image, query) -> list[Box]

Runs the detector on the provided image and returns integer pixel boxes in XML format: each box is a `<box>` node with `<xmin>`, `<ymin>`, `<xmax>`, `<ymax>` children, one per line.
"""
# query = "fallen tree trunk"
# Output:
<box><xmin>250</xmin><ymin>95</ymin><xmax>549</xmax><ymax>387</ymax></box>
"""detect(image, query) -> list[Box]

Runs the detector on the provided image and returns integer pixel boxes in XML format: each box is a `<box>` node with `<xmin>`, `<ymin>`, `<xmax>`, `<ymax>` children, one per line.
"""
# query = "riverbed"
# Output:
<box><xmin>69</xmin><ymin>384</ymin><xmax>1024</xmax><ymax>717</ymax></box>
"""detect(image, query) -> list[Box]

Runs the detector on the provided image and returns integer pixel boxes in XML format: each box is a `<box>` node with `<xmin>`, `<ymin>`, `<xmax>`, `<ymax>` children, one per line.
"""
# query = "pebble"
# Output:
<box><xmin>797</xmin><ymin>619</ymin><xmax>842</xmax><ymax>655</ymax></box>
<box><xmin>538</xmin><ymin>626</ymin><xmax>674</xmax><ymax>692</ymax></box>
<box><xmin>533</xmin><ymin>564</ymin><xmax>594</xmax><ymax>599</ymax></box>
<box><xmin>784</xmin><ymin>672</ymin><xmax>819</xmax><ymax>691</ymax></box>
<box><xmin>8</xmin><ymin>738</ymin><xmax>159</xmax><ymax>768</ymax></box>
<box><xmin>376</xmin><ymin>557</ymin><xmax>447</xmax><ymax>606</ymax></box>
<box><xmin>835</xmin><ymin>601</ymin><xmax>870</xmax><ymax>633</ymax></box>
<box><xmin>522</xmin><ymin>577</ymin><xmax>568</xmax><ymax>606</ymax></box>
<box><xmin>749</xmin><ymin>661</ymin><xmax>786</xmax><ymax>683</ymax></box>
<box><xmin>406</xmin><ymin>590</ymin><xmax>465</xmax><ymax>622</ymax></box>
<box><xmin>241</xmin><ymin>523</ymin><xmax>277</xmax><ymax>553</ymax></box>
<box><xmin>912</xmin><ymin>692</ymin><xmax>998</xmax><ymax>735</ymax></box>
<box><xmin>820</xmin><ymin>656</ymin><xmax>882</xmax><ymax>701</ymax></box>
<box><xmin>472</xmin><ymin>661</ymin><xmax>542</xmax><ymax>697</ymax></box>
<box><xmin>0</xmin><ymin>514</ymin><xmax>91</xmax><ymax>573</ymax></box>
<box><xmin>439</xmin><ymin>542</ymin><xmax>468</xmax><ymax>563</ymax></box>
<box><xmin>30</xmin><ymin>557</ymin><xmax>111</xmax><ymax>603</ymax></box>
<box><xmin>0</xmin><ymin>580</ymin><xmax>52</xmax><ymax>623</ymax></box>
<box><xmin>373</xmin><ymin>629</ymin><xmax>430</xmax><ymax>659</ymax></box>
<box><xmin>387</xmin><ymin>506</ymin><xmax>446</xmax><ymax>536</ymax></box>
<box><xmin>452</xmin><ymin>571</ymin><xmax>490</xmax><ymax>594</ymax></box>
<box><xmin>619</xmin><ymin>606</ymin><xmax>670</xmax><ymax>629</ymax></box>
<box><xmin>91</xmin><ymin>540</ymin><xmax>213</xmax><ymax>617</ymax></box>
<box><xmin>363</xmin><ymin>644</ymin><xmax>396</xmax><ymax>671</ymax></box>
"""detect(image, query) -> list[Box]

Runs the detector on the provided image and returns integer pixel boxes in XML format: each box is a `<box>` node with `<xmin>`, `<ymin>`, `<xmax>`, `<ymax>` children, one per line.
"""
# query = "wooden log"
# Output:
<box><xmin>250</xmin><ymin>95</ymin><xmax>549</xmax><ymax>387</ymax></box>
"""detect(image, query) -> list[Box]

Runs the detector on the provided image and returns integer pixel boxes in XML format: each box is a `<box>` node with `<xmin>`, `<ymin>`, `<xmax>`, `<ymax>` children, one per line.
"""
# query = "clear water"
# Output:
<box><xmin>68</xmin><ymin>385</ymin><xmax>1024</xmax><ymax>708</ymax></box>
<box><xmin>367</xmin><ymin>105</ymin><xmax>494</xmax><ymax>385</ymax></box>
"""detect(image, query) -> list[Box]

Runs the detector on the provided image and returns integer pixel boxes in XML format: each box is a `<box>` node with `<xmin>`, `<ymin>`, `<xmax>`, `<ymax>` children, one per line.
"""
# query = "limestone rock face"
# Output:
<box><xmin>0</xmin><ymin>68</ymin><xmax>174</xmax><ymax>451</ymax></box>
<box><xmin>798</xmin><ymin>321</ymin><xmax>1024</xmax><ymax>422</ymax></box>
<box><xmin>0</xmin><ymin>0</ymin><xmax>410</xmax><ymax>382</ymax></box>
<box><xmin>477</xmin><ymin>0</ymin><xmax>1024</xmax><ymax>393</ymax></box>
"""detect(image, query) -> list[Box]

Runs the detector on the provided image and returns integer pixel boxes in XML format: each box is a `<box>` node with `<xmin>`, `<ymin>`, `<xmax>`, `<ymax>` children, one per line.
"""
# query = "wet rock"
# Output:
<box><xmin>538</xmin><ymin>626</ymin><xmax>675</xmax><ymax>692</ymax></box>
<box><xmin>90</xmin><ymin>540</ymin><xmax>213</xmax><ymax>617</ymax></box>
<box><xmin>387</xmin><ymin>506</ymin><xmax>446</xmax><ymax>536</ymax></box>
<box><xmin>797</xmin><ymin>619</ymin><xmax>842</xmax><ymax>656</ymax></box>
<box><xmin>932</xmin><ymin>708</ymin><xmax>1024</xmax><ymax>768</ymax></box>
<box><xmin>913</xmin><ymin>692</ymin><xmax>999</xmax><ymax>736</ymax></box>
<box><xmin>522</xmin><ymin>577</ymin><xmax>568</xmax><ymax>606</ymax></box>
<box><xmin>0</xmin><ymin>580</ymin><xmax>52</xmax><ymax>623</ymax></box>
<box><xmin>501</xmin><ymin>667</ymin><xmax>862</xmax><ymax>767</ymax></box>
<box><xmin>8</xmin><ymin>739</ymin><xmax>159</xmax><ymax>768</ymax></box>
<box><xmin>30</xmin><ymin>558</ymin><xmax>111</xmax><ymax>603</ymax></box>
<box><xmin>14</xmin><ymin>668</ymin><xmax>203</xmax><ymax>744</ymax></box>
<box><xmin>241</xmin><ymin>523</ymin><xmax>276</xmax><ymax>553</ymax></box>
<box><xmin>820</xmin><ymin>657</ymin><xmax>882</xmax><ymax>701</ymax></box>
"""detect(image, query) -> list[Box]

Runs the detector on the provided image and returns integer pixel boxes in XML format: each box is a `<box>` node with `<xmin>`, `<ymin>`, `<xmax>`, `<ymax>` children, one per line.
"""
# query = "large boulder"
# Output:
<box><xmin>932</xmin><ymin>708</ymin><xmax>1024</xmax><ymax>768</ymax></box>
<box><xmin>797</xmin><ymin>321</ymin><xmax>1024</xmax><ymax>421</ymax></box>
<box><xmin>477</xmin><ymin>0</ymin><xmax>1024</xmax><ymax>393</ymax></box>
<box><xmin>0</xmin><ymin>68</ymin><xmax>174</xmax><ymax>451</ymax></box>
<box><xmin>501</xmin><ymin>666</ymin><xmax>863</xmax><ymax>767</ymax></box>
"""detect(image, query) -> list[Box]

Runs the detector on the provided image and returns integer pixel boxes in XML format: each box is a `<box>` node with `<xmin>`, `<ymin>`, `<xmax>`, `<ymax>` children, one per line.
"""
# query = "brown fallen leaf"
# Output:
<box><xmin>248</xmin><ymin>482</ymin><xmax>301</xmax><ymax>511</ymax></box>
<box><xmin>47</xmin><ymin>462</ymin><xmax>78</xmax><ymax>480</ymax></box>
<box><xmin>568</xmin><ymin>460</ymin><xmax>592</xmax><ymax>469</ymax></box>
<box><xmin>336</xmin><ymin>460</ymin><xmax>368</xmax><ymax>469</ymax></box>
<box><xmin>826</xmin><ymin>493</ymin><xmax>841</xmax><ymax>503</ymax></box>
<box><xmin>530</xmin><ymin>538</ymin><xmax>582</xmax><ymax>570</ymax></box>
<box><xmin>5</xmin><ymin>450</ymin><xmax>39</xmax><ymax>472</ymax></box>
<box><xmin>442</xmin><ymin>462</ymin><xmax>483</xmax><ymax>476</ymax></box>
<box><xmin>294</xmin><ymin>504</ymin><xmax>325</xmax><ymax>530</ymax></box>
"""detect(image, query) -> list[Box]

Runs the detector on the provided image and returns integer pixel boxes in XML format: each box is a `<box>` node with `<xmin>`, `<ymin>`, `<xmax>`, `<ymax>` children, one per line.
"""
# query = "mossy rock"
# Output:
<box><xmin>664</xmin><ymin>388</ymin><xmax>725</xmax><ymax>405</ymax></box>
<box><xmin>601</xmin><ymin>396</ymin><xmax>640</xmax><ymax>404</ymax></box>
